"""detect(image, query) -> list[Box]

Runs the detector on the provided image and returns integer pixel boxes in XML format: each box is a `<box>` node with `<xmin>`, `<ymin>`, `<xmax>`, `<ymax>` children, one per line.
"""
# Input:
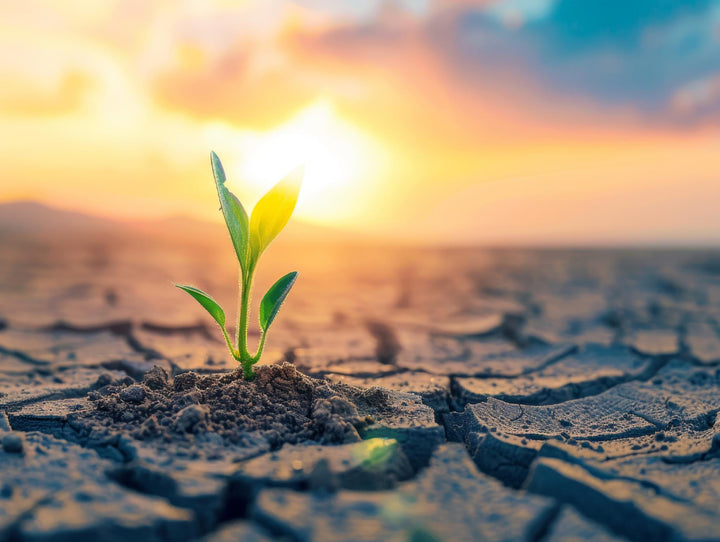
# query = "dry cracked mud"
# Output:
<box><xmin>2</xmin><ymin>226</ymin><xmax>720</xmax><ymax>541</ymax></box>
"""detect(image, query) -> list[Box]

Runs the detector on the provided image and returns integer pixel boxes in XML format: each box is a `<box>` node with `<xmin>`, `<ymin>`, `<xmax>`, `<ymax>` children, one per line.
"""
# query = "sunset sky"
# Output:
<box><xmin>2</xmin><ymin>1</ymin><xmax>720</xmax><ymax>244</ymax></box>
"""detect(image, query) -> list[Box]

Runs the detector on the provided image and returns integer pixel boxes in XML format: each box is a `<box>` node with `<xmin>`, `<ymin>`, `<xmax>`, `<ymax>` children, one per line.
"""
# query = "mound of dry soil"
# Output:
<box><xmin>78</xmin><ymin>363</ymin><xmax>393</xmax><ymax>450</ymax></box>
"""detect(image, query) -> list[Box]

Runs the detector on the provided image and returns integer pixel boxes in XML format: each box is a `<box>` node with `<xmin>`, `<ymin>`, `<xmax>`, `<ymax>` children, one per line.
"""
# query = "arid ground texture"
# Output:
<box><xmin>1</xmin><ymin>205</ymin><xmax>720</xmax><ymax>541</ymax></box>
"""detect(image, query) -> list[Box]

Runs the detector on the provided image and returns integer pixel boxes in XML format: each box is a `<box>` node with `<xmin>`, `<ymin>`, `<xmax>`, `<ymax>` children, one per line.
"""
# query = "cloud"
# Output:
<box><xmin>153</xmin><ymin>45</ymin><xmax>316</xmax><ymax>129</ymax></box>
<box><xmin>672</xmin><ymin>74</ymin><xmax>720</xmax><ymax>118</ymax></box>
<box><xmin>0</xmin><ymin>70</ymin><xmax>93</xmax><ymax>116</ymax></box>
<box><xmin>7</xmin><ymin>0</ymin><xmax>720</xmax><ymax>131</ymax></box>
<box><xmin>438</xmin><ymin>0</ymin><xmax>720</xmax><ymax>118</ymax></box>
<box><xmin>137</xmin><ymin>0</ymin><xmax>720</xmax><ymax>145</ymax></box>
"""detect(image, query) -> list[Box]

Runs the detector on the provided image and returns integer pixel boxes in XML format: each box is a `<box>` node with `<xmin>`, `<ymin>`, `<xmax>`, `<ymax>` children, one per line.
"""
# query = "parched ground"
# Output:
<box><xmin>2</xmin><ymin>228</ymin><xmax>720</xmax><ymax>541</ymax></box>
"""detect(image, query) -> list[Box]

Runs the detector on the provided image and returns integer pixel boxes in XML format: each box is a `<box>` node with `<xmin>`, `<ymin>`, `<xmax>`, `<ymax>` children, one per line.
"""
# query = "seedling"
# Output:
<box><xmin>176</xmin><ymin>152</ymin><xmax>302</xmax><ymax>379</ymax></box>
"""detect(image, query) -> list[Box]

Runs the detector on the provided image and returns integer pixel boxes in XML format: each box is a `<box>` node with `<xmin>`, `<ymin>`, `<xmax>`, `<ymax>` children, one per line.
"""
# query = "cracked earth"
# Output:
<box><xmin>2</xmin><ymin>229</ymin><xmax>720</xmax><ymax>541</ymax></box>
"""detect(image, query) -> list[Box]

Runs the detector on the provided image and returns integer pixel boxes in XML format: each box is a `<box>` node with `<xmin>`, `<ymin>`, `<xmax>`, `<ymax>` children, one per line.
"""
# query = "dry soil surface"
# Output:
<box><xmin>2</xmin><ymin>228</ymin><xmax>720</xmax><ymax>541</ymax></box>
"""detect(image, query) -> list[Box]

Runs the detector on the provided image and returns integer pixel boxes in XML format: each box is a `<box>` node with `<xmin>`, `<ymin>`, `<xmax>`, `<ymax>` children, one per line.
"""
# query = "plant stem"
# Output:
<box><xmin>240</xmin><ymin>359</ymin><xmax>255</xmax><ymax>380</ymax></box>
<box><xmin>237</xmin><ymin>262</ymin><xmax>257</xmax><ymax>377</ymax></box>
<box><xmin>235</xmin><ymin>272</ymin><xmax>243</xmax><ymax>352</ymax></box>
<box><xmin>221</xmin><ymin>326</ymin><xmax>239</xmax><ymax>361</ymax></box>
<box><xmin>238</xmin><ymin>271</ymin><xmax>251</xmax><ymax>358</ymax></box>
<box><xmin>252</xmin><ymin>331</ymin><xmax>267</xmax><ymax>362</ymax></box>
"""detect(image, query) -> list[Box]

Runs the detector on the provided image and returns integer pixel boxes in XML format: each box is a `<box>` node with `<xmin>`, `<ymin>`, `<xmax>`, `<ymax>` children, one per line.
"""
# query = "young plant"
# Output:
<box><xmin>175</xmin><ymin>152</ymin><xmax>303</xmax><ymax>379</ymax></box>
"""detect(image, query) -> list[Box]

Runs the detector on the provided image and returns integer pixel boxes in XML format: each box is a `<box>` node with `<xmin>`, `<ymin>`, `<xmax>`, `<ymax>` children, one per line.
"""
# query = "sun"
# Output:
<box><xmin>231</xmin><ymin>101</ymin><xmax>381</xmax><ymax>226</ymax></box>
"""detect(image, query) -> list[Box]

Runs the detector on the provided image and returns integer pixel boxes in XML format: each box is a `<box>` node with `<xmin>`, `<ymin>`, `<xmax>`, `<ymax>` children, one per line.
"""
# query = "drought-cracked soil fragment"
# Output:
<box><xmin>452</xmin><ymin>343</ymin><xmax>657</xmax><ymax>406</ymax></box>
<box><xmin>446</xmin><ymin>359</ymin><xmax>720</xmax><ymax>487</ymax></box>
<box><xmin>0</xmin><ymin>431</ymin><xmax>196</xmax><ymax>542</ymax></box>
<box><xmin>527</xmin><ymin>457</ymin><xmax>720</xmax><ymax>541</ymax></box>
<box><xmin>252</xmin><ymin>444</ymin><xmax>557</xmax><ymax>542</ymax></box>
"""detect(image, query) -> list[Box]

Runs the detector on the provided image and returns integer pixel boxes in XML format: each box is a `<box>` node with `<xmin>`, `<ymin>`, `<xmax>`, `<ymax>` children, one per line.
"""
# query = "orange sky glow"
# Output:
<box><xmin>1</xmin><ymin>1</ymin><xmax>720</xmax><ymax>244</ymax></box>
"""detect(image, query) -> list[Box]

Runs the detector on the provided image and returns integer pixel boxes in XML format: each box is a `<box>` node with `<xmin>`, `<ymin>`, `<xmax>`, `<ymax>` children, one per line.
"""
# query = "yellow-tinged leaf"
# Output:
<box><xmin>249</xmin><ymin>165</ymin><xmax>303</xmax><ymax>264</ymax></box>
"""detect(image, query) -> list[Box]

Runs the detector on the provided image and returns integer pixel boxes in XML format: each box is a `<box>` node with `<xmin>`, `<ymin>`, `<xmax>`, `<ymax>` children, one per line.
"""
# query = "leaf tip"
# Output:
<box><xmin>210</xmin><ymin>151</ymin><xmax>226</xmax><ymax>185</ymax></box>
<box><xmin>174</xmin><ymin>283</ymin><xmax>195</xmax><ymax>294</ymax></box>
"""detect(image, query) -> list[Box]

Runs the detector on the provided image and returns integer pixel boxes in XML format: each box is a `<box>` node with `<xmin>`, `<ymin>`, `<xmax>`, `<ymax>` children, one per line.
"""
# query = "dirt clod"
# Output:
<box><xmin>173</xmin><ymin>372</ymin><xmax>198</xmax><ymax>392</ymax></box>
<box><xmin>142</xmin><ymin>366</ymin><xmax>169</xmax><ymax>390</ymax></box>
<box><xmin>120</xmin><ymin>385</ymin><xmax>146</xmax><ymax>403</ymax></box>
<box><xmin>174</xmin><ymin>404</ymin><xmax>209</xmax><ymax>433</ymax></box>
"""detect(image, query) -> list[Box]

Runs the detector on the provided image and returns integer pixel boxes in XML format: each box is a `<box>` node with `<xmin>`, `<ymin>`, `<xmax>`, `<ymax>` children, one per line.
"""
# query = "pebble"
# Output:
<box><xmin>2</xmin><ymin>433</ymin><xmax>24</xmax><ymax>454</ymax></box>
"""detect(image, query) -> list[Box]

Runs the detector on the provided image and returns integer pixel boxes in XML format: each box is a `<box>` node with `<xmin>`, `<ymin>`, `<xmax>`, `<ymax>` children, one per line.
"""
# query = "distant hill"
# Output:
<box><xmin>0</xmin><ymin>200</ymin><xmax>364</xmax><ymax>245</ymax></box>
<box><xmin>0</xmin><ymin>201</ymin><xmax>120</xmax><ymax>234</ymax></box>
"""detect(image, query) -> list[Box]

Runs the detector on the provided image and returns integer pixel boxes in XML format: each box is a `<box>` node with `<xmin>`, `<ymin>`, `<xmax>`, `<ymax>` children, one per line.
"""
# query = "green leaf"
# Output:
<box><xmin>259</xmin><ymin>271</ymin><xmax>298</xmax><ymax>331</ymax></box>
<box><xmin>175</xmin><ymin>284</ymin><xmax>226</xmax><ymax>328</ymax></box>
<box><xmin>211</xmin><ymin>151</ymin><xmax>249</xmax><ymax>272</ymax></box>
<box><xmin>249</xmin><ymin>165</ymin><xmax>303</xmax><ymax>264</ymax></box>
